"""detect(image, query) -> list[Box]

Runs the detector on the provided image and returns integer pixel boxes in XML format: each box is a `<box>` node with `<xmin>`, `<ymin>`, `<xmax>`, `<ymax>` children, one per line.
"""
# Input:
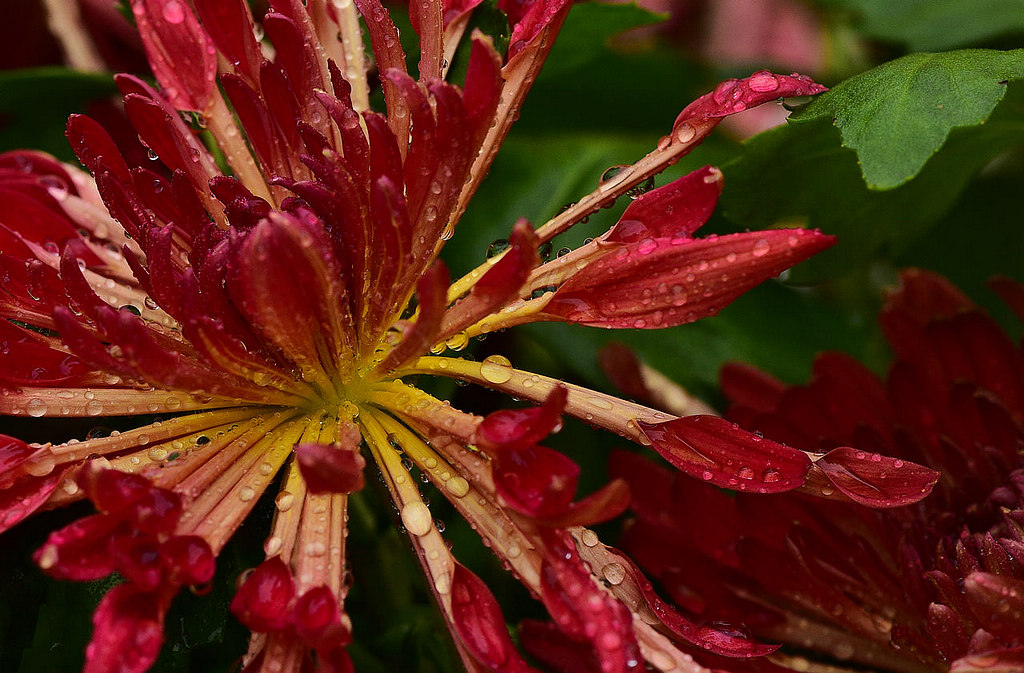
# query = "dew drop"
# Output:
<box><xmin>401</xmin><ymin>501</ymin><xmax>433</xmax><ymax>536</ymax></box>
<box><xmin>480</xmin><ymin>354</ymin><xmax>514</xmax><ymax>384</ymax></box>
<box><xmin>162</xmin><ymin>1</ymin><xmax>186</xmax><ymax>24</ymax></box>
<box><xmin>486</xmin><ymin>239</ymin><xmax>510</xmax><ymax>258</ymax></box>
<box><xmin>275</xmin><ymin>490</ymin><xmax>295</xmax><ymax>512</ymax></box>
<box><xmin>752</xmin><ymin>238</ymin><xmax>770</xmax><ymax>257</ymax></box>
<box><xmin>148</xmin><ymin>447</ymin><xmax>168</xmax><ymax>462</ymax></box>
<box><xmin>264</xmin><ymin>536</ymin><xmax>283</xmax><ymax>556</ymax></box>
<box><xmin>602</xmin><ymin>562</ymin><xmax>625</xmax><ymax>586</ymax></box>
<box><xmin>27</xmin><ymin>398</ymin><xmax>47</xmax><ymax>417</ymax></box>
<box><xmin>674</xmin><ymin>123</ymin><xmax>696</xmax><ymax>143</ymax></box>
<box><xmin>581</xmin><ymin>529</ymin><xmax>600</xmax><ymax>547</ymax></box>
<box><xmin>748</xmin><ymin>70</ymin><xmax>780</xmax><ymax>93</ymax></box>
<box><xmin>445</xmin><ymin>476</ymin><xmax>470</xmax><ymax>498</ymax></box>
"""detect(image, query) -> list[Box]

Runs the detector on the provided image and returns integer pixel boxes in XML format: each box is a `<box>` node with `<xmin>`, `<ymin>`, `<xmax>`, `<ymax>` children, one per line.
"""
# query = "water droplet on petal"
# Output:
<box><xmin>480</xmin><ymin>354</ymin><xmax>513</xmax><ymax>384</ymax></box>
<box><xmin>748</xmin><ymin>70</ymin><xmax>780</xmax><ymax>93</ymax></box>
<box><xmin>401</xmin><ymin>501</ymin><xmax>433</xmax><ymax>536</ymax></box>
<box><xmin>162</xmin><ymin>0</ymin><xmax>186</xmax><ymax>24</ymax></box>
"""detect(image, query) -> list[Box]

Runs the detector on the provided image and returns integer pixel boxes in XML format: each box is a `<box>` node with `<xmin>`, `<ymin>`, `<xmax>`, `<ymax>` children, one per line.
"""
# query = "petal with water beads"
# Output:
<box><xmin>0</xmin><ymin>469</ymin><xmax>68</xmax><ymax>534</ymax></box>
<box><xmin>493</xmin><ymin>442</ymin><xmax>580</xmax><ymax>520</ymax></box>
<box><xmin>951</xmin><ymin>648</ymin><xmax>1024</xmax><ymax>673</ymax></box>
<box><xmin>85</xmin><ymin>584</ymin><xmax>168</xmax><ymax>673</ymax></box>
<box><xmin>964</xmin><ymin>572</ymin><xmax>1024</xmax><ymax>644</ymax></box>
<box><xmin>606</xmin><ymin>166</ymin><xmax>722</xmax><ymax>244</ymax></box>
<box><xmin>294</xmin><ymin>586</ymin><xmax>352</xmax><ymax>652</ymax></box>
<box><xmin>476</xmin><ymin>385</ymin><xmax>566</xmax><ymax>450</ymax></box>
<box><xmin>230</xmin><ymin>557</ymin><xmax>296</xmax><ymax>632</ymax></box>
<box><xmin>813</xmin><ymin>446</ymin><xmax>939</xmax><ymax>507</ymax></box>
<box><xmin>162</xmin><ymin>535</ymin><xmax>216</xmax><ymax>586</ymax></box>
<box><xmin>543</xmin><ymin>229</ymin><xmax>835</xmax><ymax>329</ymax></box>
<box><xmin>675</xmin><ymin>70</ymin><xmax>826</xmax><ymax>122</ymax></box>
<box><xmin>451</xmin><ymin>562</ymin><xmax>538</xmax><ymax>673</ymax></box>
<box><xmin>537</xmin><ymin>531</ymin><xmax>640</xmax><ymax>673</ymax></box>
<box><xmin>295</xmin><ymin>437</ymin><xmax>366</xmax><ymax>495</ymax></box>
<box><xmin>638</xmin><ymin>415</ymin><xmax>811</xmax><ymax>493</ymax></box>
<box><xmin>34</xmin><ymin>514</ymin><xmax>121</xmax><ymax>581</ymax></box>
<box><xmin>130</xmin><ymin>0</ymin><xmax>217</xmax><ymax>112</ymax></box>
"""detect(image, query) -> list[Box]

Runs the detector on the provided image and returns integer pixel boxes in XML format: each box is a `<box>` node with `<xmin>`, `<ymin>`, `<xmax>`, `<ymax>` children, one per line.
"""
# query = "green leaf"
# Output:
<box><xmin>838</xmin><ymin>0</ymin><xmax>1024</xmax><ymax>51</ymax></box>
<box><xmin>0</xmin><ymin>68</ymin><xmax>118</xmax><ymax>161</ymax></box>
<box><xmin>792</xmin><ymin>49</ymin><xmax>1024</xmax><ymax>189</ymax></box>
<box><xmin>719</xmin><ymin>79</ymin><xmax>1024</xmax><ymax>283</ymax></box>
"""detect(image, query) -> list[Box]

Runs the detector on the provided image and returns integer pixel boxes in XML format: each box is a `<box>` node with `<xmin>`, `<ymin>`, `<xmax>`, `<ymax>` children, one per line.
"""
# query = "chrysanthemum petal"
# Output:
<box><xmin>606</xmin><ymin>166</ymin><xmax>722</xmax><ymax>244</ymax></box>
<box><xmin>85</xmin><ymin>584</ymin><xmax>168</xmax><ymax>673</ymax></box>
<box><xmin>230</xmin><ymin>556</ymin><xmax>297</xmax><ymax>632</ymax></box>
<box><xmin>639</xmin><ymin>415</ymin><xmax>811</xmax><ymax>493</ymax></box>
<box><xmin>543</xmin><ymin>229</ymin><xmax>835</xmax><ymax>329</ymax></box>
<box><xmin>130</xmin><ymin>0</ymin><xmax>217</xmax><ymax>112</ymax></box>
<box><xmin>812</xmin><ymin>446</ymin><xmax>939</xmax><ymax>507</ymax></box>
<box><xmin>295</xmin><ymin>436</ymin><xmax>366</xmax><ymax>495</ymax></box>
<box><xmin>451</xmin><ymin>562</ymin><xmax>538</xmax><ymax>673</ymax></box>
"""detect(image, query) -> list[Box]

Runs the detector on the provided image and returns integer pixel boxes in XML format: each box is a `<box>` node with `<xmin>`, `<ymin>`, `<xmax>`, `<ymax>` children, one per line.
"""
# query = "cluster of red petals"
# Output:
<box><xmin>614</xmin><ymin>269</ymin><xmax>1024</xmax><ymax>672</ymax></box>
<box><xmin>34</xmin><ymin>465</ymin><xmax>213</xmax><ymax>673</ymax></box>
<box><xmin>0</xmin><ymin>0</ymin><xmax>844</xmax><ymax>671</ymax></box>
<box><xmin>475</xmin><ymin>386</ymin><xmax>630</xmax><ymax>527</ymax></box>
<box><xmin>231</xmin><ymin>557</ymin><xmax>353</xmax><ymax>673</ymax></box>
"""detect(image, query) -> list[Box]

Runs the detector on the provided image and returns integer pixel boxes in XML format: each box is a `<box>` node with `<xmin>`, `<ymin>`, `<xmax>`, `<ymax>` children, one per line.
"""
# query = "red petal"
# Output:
<box><xmin>544</xmin><ymin>229</ymin><xmax>835</xmax><ymax>329</ymax></box>
<box><xmin>110</xmin><ymin>535</ymin><xmax>165</xmax><ymax>590</ymax></box>
<box><xmin>451</xmin><ymin>562</ymin><xmax>536</xmax><ymax>673</ymax></box>
<box><xmin>506</xmin><ymin>0</ymin><xmax>570</xmax><ymax>59</ymax></box>
<box><xmin>720</xmin><ymin>361</ymin><xmax>786</xmax><ymax>415</ymax></box>
<box><xmin>162</xmin><ymin>535</ymin><xmax>216</xmax><ymax>586</ymax></box>
<box><xmin>639</xmin><ymin>415</ymin><xmax>811</xmax><ymax>493</ymax></box>
<box><xmin>229</xmin><ymin>212</ymin><xmax>355</xmax><ymax>377</ymax></box>
<box><xmin>130</xmin><ymin>487</ymin><xmax>184</xmax><ymax>536</ymax></box>
<box><xmin>518</xmin><ymin>620</ymin><xmax>599</xmax><ymax>673</ymax></box>
<box><xmin>192</xmin><ymin>0</ymin><xmax>263</xmax><ymax>85</ymax></box>
<box><xmin>814</xmin><ymin>447</ymin><xmax>939</xmax><ymax>507</ymax></box>
<box><xmin>130</xmin><ymin>0</ymin><xmax>217</xmax><ymax>112</ymax></box>
<box><xmin>375</xmin><ymin>261</ymin><xmax>450</xmax><ymax>375</ymax></box>
<box><xmin>537</xmin><ymin>532</ymin><xmax>640</xmax><ymax>673</ymax></box>
<box><xmin>964</xmin><ymin>572</ymin><xmax>1024</xmax><ymax>644</ymax></box>
<box><xmin>675</xmin><ymin>70</ymin><xmax>826</xmax><ymax>122</ymax></box>
<box><xmin>230</xmin><ymin>557</ymin><xmax>296</xmax><ymax>632</ymax></box>
<box><xmin>34</xmin><ymin>514</ymin><xmax>120</xmax><ymax>581</ymax></box>
<box><xmin>0</xmin><ymin>469</ymin><xmax>67</xmax><ymax>533</ymax></box>
<box><xmin>951</xmin><ymin>648</ymin><xmax>1024</xmax><ymax>673</ymax></box>
<box><xmin>493</xmin><ymin>442</ymin><xmax>579</xmax><ymax>519</ymax></box>
<box><xmin>79</xmin><ymin>467</ymin><xmax>154</xmax><ymax>515</ymax></box>
<box><xmin>84</xmin><ymin>584</ymin><xmax>167</xmax><ymax>673</ymax></box>
<box><xmin>294</xmin><ymin>586</ymin><xmax>352</xmax><ymax>651</ymax></box>
<box><xmin>541</xmin><ymin>479</ymin><xmax>630</xmax><ymax>528</ymax></box>
<box><xmin>477</xmin><ymin>385</ymin><xmax>567</xmax><ymax>450</ymax></box>
<box><xmin>990</xmin><ymin>275</ymin><xmax>1024</xmax><ymax>322</ymax></box>
<box><xmin>463</xmin><ymin>36</ymin><xmax>503</xmax><ymax>146</ymax></box>
<box><xmin>598</xmin><ymin>343</ymin><xmax>651</xmax><ymax>403</ymax></box>
<box><xmin>441</xmin><ymin>219</ymin><xmax>539</xmax><ymax>337</ymax></box>
<box><xmin>295</xmin><ymin>437</ymin><xmax>366</xmax><ymax>495</ymax></box>
<box><xmin>607</xmin><ymin>166</ymin><xmax>722</xmax><ymax>243</ymax></box>
<box><xmin>0</xmin><ymin>434</ymin><xmax>36</xmax><ymax>476</ymax></box>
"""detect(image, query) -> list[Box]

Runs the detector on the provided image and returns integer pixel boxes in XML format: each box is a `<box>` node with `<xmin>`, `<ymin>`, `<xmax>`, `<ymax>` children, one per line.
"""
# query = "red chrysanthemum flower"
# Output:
<box><xmin>610</xmin><ymin>269</ymin><xmax>1024</xmax><ymax>672</ymax></box>
<box><xmin>0</xmin><ymin>1</ymin><xmax>888</xmax><ymax>671</ymax></box>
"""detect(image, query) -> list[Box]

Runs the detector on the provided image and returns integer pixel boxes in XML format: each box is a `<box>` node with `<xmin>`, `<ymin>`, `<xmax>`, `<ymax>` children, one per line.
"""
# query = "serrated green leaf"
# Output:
<box><xmin>839</xmin><ymin>0</ymin><xmax>1024</xmax><ymax>51</ymax></box>
<box><xmin>0</xmin><ymin>68</ymin><xmax>118</xmax><ymax>161</ymax></box>
<box><xmin>792</xmin><ymin>49</ymin><xmax>1024</xmax><ymax>189</ymax></box>
<box><xmin>719</xmin><ymin>81</ymin><xmax>1024</xmax><ymax>283</ymax></box>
